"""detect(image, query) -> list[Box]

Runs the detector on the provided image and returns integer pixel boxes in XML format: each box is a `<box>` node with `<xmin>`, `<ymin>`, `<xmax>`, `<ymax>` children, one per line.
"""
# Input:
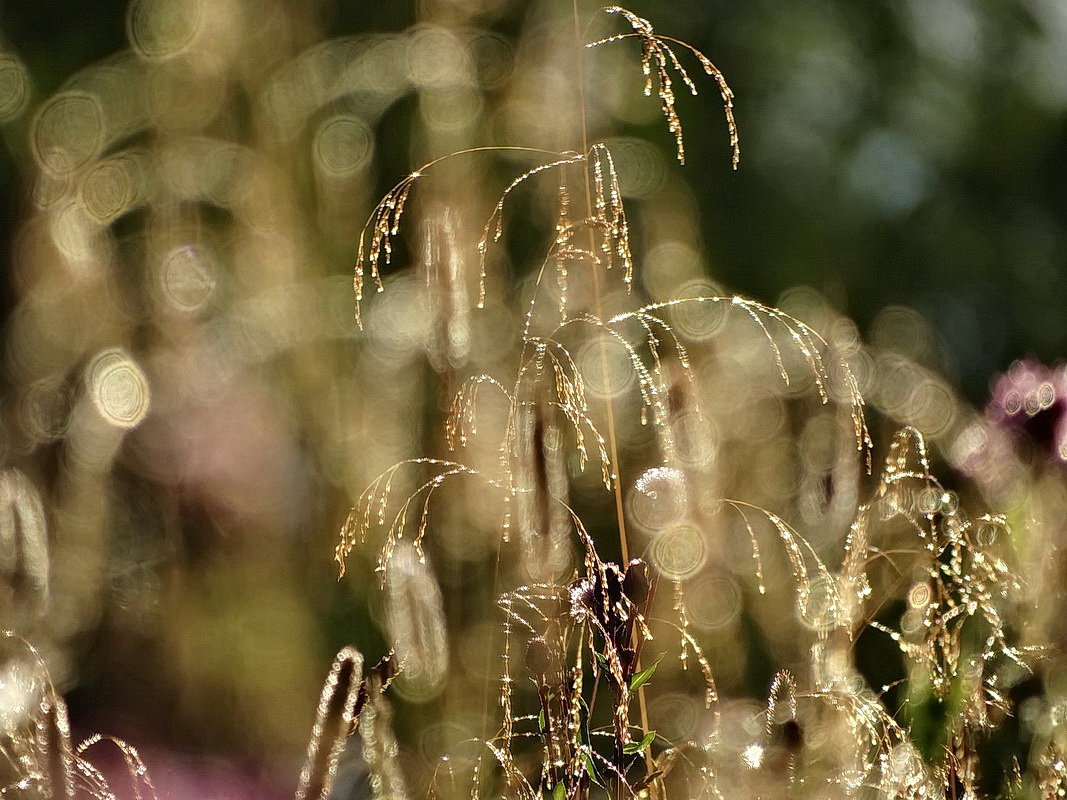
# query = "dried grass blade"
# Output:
<box><xmin>296</xmin><ymin>646</ymin><xmax>365</xmax><ymax>800</ymax></box>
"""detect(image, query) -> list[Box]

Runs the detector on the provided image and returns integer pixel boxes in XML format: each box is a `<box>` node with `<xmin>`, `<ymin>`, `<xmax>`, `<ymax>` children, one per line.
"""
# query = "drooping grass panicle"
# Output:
<box><xmin>554</xmin><ymin>314</ymin><xmax>671</xmax><ymax>440</ymax></box>
<box><xmin>723</xmin><ymin>498</ymin><xmax>840</xmax><ymax>627</ymax></box>
<box><xmin>509</xmin><ymin>336</ymin><xmax>612</xmax><ymax>483</ymax></box>
<box><xmin>355</xmin><ymin>172</ymin><xmax>416</xmax><ymax>320</ymax></box>
<box><xmin>609</xmin><ymin>295</ymin><xmax>872</xmax><ymax>464</ymax></box>
<box><xmin>586</xmin><ymin>143</ymin><xmax>634</xmax><ymax>290</ymax></box>
<box><xmin>446</xmin><ymin>374</ymin><xmax>512</xmax><ymax>451</ymax></box>
<box><xmin>587</xmin><ymin>7</ymin><xmax>740</xmax><ymax>168</ymax></box>
<box><xmin>652</xmin><ymin>590</ymin><xmax>718</xmax><ymax>711</ymax></box>
<box><xmin>479</xmin><ymin>144</ymin><xmax>634</xmax><ymax>308</ymax></box>
<box><xmin>479</xmin><ymin>151</ymin><xmax>587</xmax><ymax>309</ymax></box>
<box><xmin>442</xmin><ymin>334</ymin><xmax>616</xmax><ymax>561</ymax></box>
<box><xmin>354</xmin><ymin>146</ymin><xmax>563</xmax><ymax>327</ymax></box>
<box><xmin>355</xmin><ymin>140</ymin><xmax>643</xmax><ymax>337</ymax></box>
<box><xmin>337</xmin><ymin>458</ymin><xmax>495</xmax><ymax>577</ymax></box>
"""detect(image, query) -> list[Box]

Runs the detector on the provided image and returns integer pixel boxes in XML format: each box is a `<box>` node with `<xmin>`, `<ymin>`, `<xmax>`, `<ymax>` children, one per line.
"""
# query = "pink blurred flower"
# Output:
<box><xmin>987</xmin><ymin>358</ymin><xmax>1067</xmax><ymax>462</ymax></box>
<box><xmin>144</xmin><ymin>750</ymin><xmax>289</xmax><ymax>800</ymax></box>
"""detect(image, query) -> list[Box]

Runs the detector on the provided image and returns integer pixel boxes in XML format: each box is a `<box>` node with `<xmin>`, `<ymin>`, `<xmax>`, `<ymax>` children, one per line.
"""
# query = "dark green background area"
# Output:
<box><xmin>3</xmin><ymin>0</ymin><xmax>1066</xmax><ymax>403</ymax></box>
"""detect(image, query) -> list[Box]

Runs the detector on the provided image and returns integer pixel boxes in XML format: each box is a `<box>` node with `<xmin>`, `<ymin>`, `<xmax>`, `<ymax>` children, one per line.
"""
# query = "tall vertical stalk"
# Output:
<box><xmin>570</xmin><ymin>1</ymin><xmax>655</xmax><ymax>793</ymax></box>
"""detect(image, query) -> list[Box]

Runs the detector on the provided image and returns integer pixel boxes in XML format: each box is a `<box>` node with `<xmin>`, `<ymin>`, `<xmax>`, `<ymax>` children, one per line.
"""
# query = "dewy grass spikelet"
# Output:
<box><xmin>355</xmin><ymin>171</ymin><xmax>419</xmax><ymax>326</ymax></box>
<box><xmin>588</xmin><ymin>7</ymin><xmax>740</xmax><ymax>167</ymax></box>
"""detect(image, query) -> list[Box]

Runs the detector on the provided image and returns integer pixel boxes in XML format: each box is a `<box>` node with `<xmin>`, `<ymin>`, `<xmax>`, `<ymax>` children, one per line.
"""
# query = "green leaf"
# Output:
<box><xmin>594</xmin><ymin>652</ymin><xmax>609</xmax><ymax>670</ymax></box>
<box><xmin>538</xmin><ymin>709</ymin><xmax>546</xmax><ymax>733</ymax></box>
<box><xmin>623</xmin><ymin>730</ymin><xmax>656</xmax><ymax>755</ymax></box>
<box><xmin>584</xmin><ymin>754</ymin><xmax>603</xmax><ymax>786</ymax></box>
<box><xmin>553</xmin><ymin>782</ymin><xmax>565</xmax><ymax>800</ymax></box>
<box><xmin>629</xmin><ymin>659</ymin><xmax>661</xmax><ymax>692</ymax></box>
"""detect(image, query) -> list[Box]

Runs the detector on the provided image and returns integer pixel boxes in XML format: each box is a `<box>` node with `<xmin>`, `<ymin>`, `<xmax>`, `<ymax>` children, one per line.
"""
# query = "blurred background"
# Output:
<box><xmin>0</xmin><ymin>0</ymin><xmax>1064</xmax><ymax>797</ymax></box>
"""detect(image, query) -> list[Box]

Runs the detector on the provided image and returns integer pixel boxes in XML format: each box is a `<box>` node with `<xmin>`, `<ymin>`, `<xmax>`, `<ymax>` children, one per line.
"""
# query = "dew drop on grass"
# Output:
<box><xmin>741</xmin><ymin>743</ymin><xmax>763</xmax><ymax>769</ymax></box>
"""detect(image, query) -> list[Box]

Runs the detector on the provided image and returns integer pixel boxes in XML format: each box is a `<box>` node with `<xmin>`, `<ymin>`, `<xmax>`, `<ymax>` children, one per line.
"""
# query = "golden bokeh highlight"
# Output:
<box><xmin>80</xmin><ymin>154</ymin><xmax>144</xmax><ymax>222</ymax></box>
<box><xmin>0</xmin><ymin>54</ymin><xmax>31</xmax><ymax>122</ymax></box>
<box><xmin>313</xmin><ymin>116</ymin><xmax>373</xmax><ymax>177</ymax></box>
<box><xmin>578</xmin><ymin>334</ymin><xmax>635</xmax><ymax>398</ymax></box>
<box><xmin>86</xmin><ymin>349</ymin><xmax>150</xmax><ymax>428</ymax></box>
<box><xmin>127</xmin><ymin>0</ymin><xmax>203</xmax><ymax>61</ymax></box>
<box><xmin>157</xmin><ymin>243</ymin><xmax>216</xmax><ymax>312</ymax></box>
<box><xmin>650</xmin><ymin>523</ymin><xmax>706</xmax><ymax>579</ymax></box>
<box><xmin>31</xmin><ymin>92</ymin><xmax>106</xmax><ymax>177</ymax></box>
